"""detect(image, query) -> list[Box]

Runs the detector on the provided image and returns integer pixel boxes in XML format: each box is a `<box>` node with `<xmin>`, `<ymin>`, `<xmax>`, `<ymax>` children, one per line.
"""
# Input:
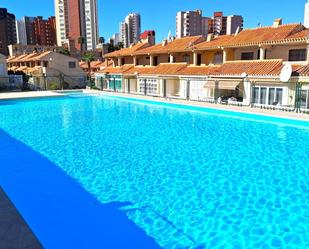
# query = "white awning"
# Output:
<box><xmin>204</xmin><ymin>80</ymin><xmax>241</xmax><ymax>90</ymax></box>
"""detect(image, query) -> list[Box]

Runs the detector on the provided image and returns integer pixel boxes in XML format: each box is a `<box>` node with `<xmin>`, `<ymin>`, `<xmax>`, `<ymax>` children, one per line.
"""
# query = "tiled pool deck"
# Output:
<box><xmin>0</xmin><ymin>187</ymin><xmax>43</xmax><ymax>249</ymax></box>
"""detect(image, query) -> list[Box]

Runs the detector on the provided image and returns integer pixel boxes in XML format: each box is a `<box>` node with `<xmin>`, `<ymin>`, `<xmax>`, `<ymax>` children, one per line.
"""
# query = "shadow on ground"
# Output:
<box><xmin>0</xmin><ymin>129</ymin><xmax>161</xmax><ymax>249</ymax></box>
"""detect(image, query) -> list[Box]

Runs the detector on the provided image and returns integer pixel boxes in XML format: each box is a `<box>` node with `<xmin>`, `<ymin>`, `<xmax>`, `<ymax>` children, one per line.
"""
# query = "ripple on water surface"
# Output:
<box><xmin>0</xmin><ymin>96</ymin><xmax>308</xmax><ymax>249</ymax></box>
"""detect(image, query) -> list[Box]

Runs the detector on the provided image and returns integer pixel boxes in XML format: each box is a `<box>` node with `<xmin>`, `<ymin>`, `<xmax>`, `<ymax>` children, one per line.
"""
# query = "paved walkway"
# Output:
<box><xmin>0</xmin><ymin>187</ymin><xmax>43</xmax><ymax>249</ymax></box>
<box><xmin>0</xmin><ymin>91</ymin><xmax>64</xmax><ymax>100</ymax></box>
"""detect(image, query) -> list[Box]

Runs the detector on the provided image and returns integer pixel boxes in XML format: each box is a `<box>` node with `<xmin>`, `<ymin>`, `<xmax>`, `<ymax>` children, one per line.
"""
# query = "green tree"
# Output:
<box><xmin>78</xmin><ymin>36</ymin><xmax>86</xmax><ymax>55</ymax></box>
<box><xmin>57</xmin><ymin>47</ymin><xmax>70</xmax><ymax>56</ymax></box>
<box><xmin>82</xmin><ymin>51</ymin><xmax>96</xmax><ymax>87</ymax></box>
<box><xmin>117</xmin><ymin>42</ymin><xmax>124</xmax><ymax>49</ymax></box>
<box><xmin>99</xmin><ymin>37</ymin><xmax>105</xmax><ymax>44</ymax></box>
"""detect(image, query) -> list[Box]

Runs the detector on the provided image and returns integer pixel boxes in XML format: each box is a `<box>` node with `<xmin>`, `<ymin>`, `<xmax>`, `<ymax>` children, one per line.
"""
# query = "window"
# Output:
<box><xmin>153</xmin><ymin>56</ymin><xmax>158</xmax><ymax>66</ymax></box>
<box><xmin>241</xmin><ymin>52</ymin><xmax>254</xmax><ymax>60</ymax></box>
<box><xmin>253</xmin><ymin>87</ymin><xmax>259</xmax><ymax>104</ymax></box>
<box><xmin>253</xmin><ymin>86</ymin><xmax>284</xmax><ymax>105</ymax></box>
<box><xmin>197</xmin><ymin>54</ymin><xmax>202</xmax><ymax>66</ymax></box>
<box><xmin>300</xmin><ymin>89</ymin><xmax>309</xmax><ymax>109</ymax></box>
<box><xmin>260</xmin><ymin>87</ymin><xmax>267</xmax><ymax>104</ymax></box>
<box><xmin>213</xmin><ymin>53</ymin><xmax>222</xmax><ymax>64</ymax></box>
<box><xmin>288</xmin><ymin>49</ymin><xmax>307</xmax><ymax>61</ymax></box>
<box><xmin>68</xmin><ymin>61</ymin><xmax>76</xmax><ymax>68</ymax></box>
<box><xmin>183</xmin><ymin>54</ymin><xmax>190</xmax><ymax>63</ymax></box>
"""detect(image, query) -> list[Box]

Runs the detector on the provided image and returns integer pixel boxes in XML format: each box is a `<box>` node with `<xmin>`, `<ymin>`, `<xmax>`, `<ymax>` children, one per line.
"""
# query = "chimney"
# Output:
<box><xmin>273</xmin><ymin>18</ymin><xmax>282</xmax><ymax>28</ymax></box>
<box><xmin>207</xmin><ymin>33</ymin><xmax>214</xmax><ymax>42</ymax></box>
<box><xmin>162</xmin><ymin>39</ymin><xmax>168</xmax><ymax>46</ymax></box>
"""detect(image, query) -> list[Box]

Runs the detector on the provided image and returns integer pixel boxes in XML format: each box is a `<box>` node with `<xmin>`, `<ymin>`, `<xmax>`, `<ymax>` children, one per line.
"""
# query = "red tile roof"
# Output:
<box><xmin>212</xmin><ymin>60</ymin><xmax>284</xmax><ymax>76</ymax></box>
<box><xmin>98</xmin><ymin>64</ymin><xmax>134</xmax><ymax>74</ymax></box>
<box><xmin>134</xmin><ymin>36</ymin><xmax>205</xmax><ymax>55</ymax></box>
<box><xmin>98</xmin><ymin>60</ymin><xmax>288</xmax><ymax>77</ymax></box>
<box><xmin>223</xmin><ymin>24</ymin><xmax>307</xmax><ymax>48</ymax></box>
<box><xmin>292</xmin><ymin>64</ymin><xmax>309</xmax><ymax>76</ymax></box>
<box><xmin>140</xmin><ymin>30</ymin><xmax>155</xmax><ymax>40</ymax></box>
<box><xmin>104</xmin><ymin>43</ymin><xmax>152</xmax><ymax>58</ymax></box>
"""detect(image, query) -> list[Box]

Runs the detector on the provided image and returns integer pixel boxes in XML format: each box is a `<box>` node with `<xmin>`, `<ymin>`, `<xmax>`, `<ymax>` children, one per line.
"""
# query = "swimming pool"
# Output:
<box><xmin>0</xmin><ymin>94</ymin><xmax>308</xmax><ymax>249</ymax></box>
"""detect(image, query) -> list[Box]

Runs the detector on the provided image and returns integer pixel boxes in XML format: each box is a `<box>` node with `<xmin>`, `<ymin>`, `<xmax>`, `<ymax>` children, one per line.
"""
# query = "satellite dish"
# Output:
<box><xmin>280</xmin><ymin>64</ymin><xmax>292</xmax><ymax>82</ymax></box>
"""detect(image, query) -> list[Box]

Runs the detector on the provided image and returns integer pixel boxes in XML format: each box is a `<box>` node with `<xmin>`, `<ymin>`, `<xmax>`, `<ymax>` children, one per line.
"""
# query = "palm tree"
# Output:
<box><xmin>77</xmin><ymin>36</ymin><xmax>85</xmax><ymax>55</ymax></box>
<box><xmin>82</xmin><ymin>51</ymin><xmax>95</xmax><ymax>88</ymax></box>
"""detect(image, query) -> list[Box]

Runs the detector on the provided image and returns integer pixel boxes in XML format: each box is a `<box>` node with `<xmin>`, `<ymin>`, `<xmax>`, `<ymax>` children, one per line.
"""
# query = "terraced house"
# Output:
<box><xmin>96</xmin><ymin>19</ymin><xmax>309</xmax><ymax>112</ymax></box>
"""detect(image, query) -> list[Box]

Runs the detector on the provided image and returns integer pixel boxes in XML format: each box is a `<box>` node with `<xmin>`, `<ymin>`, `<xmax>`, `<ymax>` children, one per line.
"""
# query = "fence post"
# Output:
<box><xmin>100</xmin><ymin>77</ymin><xmax>103</xmax><ymax>91</ymax></box>
<box><xmin>186</xmin><ymin>80</ymin><xmax>190</xmax><ymax>100</ymax></box>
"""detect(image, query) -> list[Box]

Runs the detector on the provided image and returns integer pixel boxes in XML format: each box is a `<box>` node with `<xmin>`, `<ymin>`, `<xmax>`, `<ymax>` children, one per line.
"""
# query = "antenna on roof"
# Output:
<box><xmin>235</xmin><ymin>26</ymin><xmax>240</xmax><ymax>36</ymax></box>
<box><xmin>167</xmin><ymin>31</ymin><xmax>173</xmax><ymax>42</ymax></box>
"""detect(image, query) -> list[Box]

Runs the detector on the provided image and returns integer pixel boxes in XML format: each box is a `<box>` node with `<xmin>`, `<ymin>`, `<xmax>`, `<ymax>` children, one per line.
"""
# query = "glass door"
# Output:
<box><xmin>268</xmin><ymin>88</ymin><xmax>275</xmax><ymax>105</ymax></box>
<box><xmin>275</xmin><ymin>88</ymin><xmax>283</xmax><ymax>105</ymax></box>
<box><xmin>260</xmin><ymin>87</ymin><xmax>267</xmax><ymax>104</ymax></box>
<box><xmin>300</xmin><ymin>90</ymin><xmax>309</xmax><ymax>109</ymax></box>
<box><xmin>253</xmin><ymin>87</ymin><xmax>259</xmax><ymax>104</ymax></box>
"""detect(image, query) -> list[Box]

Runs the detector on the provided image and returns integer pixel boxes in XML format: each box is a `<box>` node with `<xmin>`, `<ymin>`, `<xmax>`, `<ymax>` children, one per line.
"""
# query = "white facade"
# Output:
<box><xmin>83</xmin><ymin>0</ymin><xmax>99</xmax><ymax>50</ymax></box>
<box><xmin>15</xmin><ymin>19</ymin><xmax>27</xmax><ymax>45</ymax></box>
<box><xmin>119</xmin><ymin>13</ymin><xmax>141</xmax><ymax>48</ymax></box>
<box><xmin>54</xmin><ymin>0</ymin><xmax>99</xmax><ymax>51</ymax></box>
<box><xmin>226</xmin><ymin>15</ymin><xmax>243</xmax><ymax>35</ymax></box>
<box><xmin>176</xmin><ymin>10</ymin><xmax>208</xmax><ymax>38</ymax></box>
<box><xmin>55</xmin><ymin>0</ymin><xmax>68</xmax><ymax>47</ymax></box>
<box><xmin>305</xmin><ymin>0</ymin><xmax>309</xmax><ymax>28</ymax></box>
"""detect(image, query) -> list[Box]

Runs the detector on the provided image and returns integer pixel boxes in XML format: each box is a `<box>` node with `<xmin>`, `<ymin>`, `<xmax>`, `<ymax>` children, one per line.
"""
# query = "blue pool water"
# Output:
<box><xmin>0</xmin><ymin>95</ymin><xmax>308</xmax><ymax>249</ymax></box>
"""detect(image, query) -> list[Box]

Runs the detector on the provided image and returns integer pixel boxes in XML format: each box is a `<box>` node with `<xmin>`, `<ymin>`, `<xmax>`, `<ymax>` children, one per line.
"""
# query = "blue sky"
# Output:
<box><xmin>3</xmin><ymin>0</ymin><xmax>308</xmax><ymax>42</ymax></box>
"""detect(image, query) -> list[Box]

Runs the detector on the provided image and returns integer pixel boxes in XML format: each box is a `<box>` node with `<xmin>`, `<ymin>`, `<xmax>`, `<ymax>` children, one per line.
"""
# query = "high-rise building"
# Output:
<box><xmin>16</xmin><ymin>19</ymin><xmax>27</xmax><ymax>45</ymax></box>
<box><xmin>16</xmin><ymin>17</ymin><xmax>37</xmax><ymax>45</ymax></box>
<box><xmin>16</xmin><ymin>16</ymin><xmax>57</xmax><ymax>46</ymax></box>
<box><xmin>109</xmin><ymin>33</ymin><xmax>120</xmax><ymax>46</ymax></box>
<box><xmin>304</xmin><ymin>0</ymin><xmax>309</xmax><ymax>28</ymax></box>
<box><xmin>176</xmin><ymin>10</ymin><xmax>208</xmax><ymax>38</ymax></box>
<box><xmin>176</xmin><ymin>10</ymin><xmax>243</xmax><ymax>38</ymax></box>
<box><xmin>119</xmin><ymin>13</ymin><xmax>141</xmax><ymax>48</ymax></box>
<box><xmin>208</xmin><ymin>12</ymin><xmax>243</xmax><ymax>35</ymax></box>
<box><xmin>54</xmin><ymin>0</ymin><xmax>99</xmax><ymax>51</ymax></box>
<box><xmin>226</xmin><ymin>15</ymin><xmax>243</xmax><ymax>35</ymax></box>
<box><xmin>0</xmin><ymin>8</ymin><xmax>17</xmax><ymax>55</ymax></box>
<box><xmin>33</xmin><ymin>16</ymin><xmax>57</xmax><ymax>46</ymax></box>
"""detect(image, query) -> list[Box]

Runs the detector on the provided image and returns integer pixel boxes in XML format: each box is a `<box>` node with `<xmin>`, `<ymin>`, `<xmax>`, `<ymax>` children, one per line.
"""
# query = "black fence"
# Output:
<box><xmin>1</xmin><ymin>74</ymin><xmax>87</xmax><ymax>92</ymax></box>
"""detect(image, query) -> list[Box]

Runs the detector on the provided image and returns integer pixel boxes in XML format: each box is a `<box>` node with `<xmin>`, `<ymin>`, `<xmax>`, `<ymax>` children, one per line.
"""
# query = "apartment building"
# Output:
<box><xmin>98</xmin><ymin>19</ymin><xmax>309</xmax><ymax>111</ymax></box>
<box><xmin>176</xmin><ymin>10</ymin><xmax>209</xmax><ymax>38</ymax></box>
<box><xmin>15</xmin><ymin>16</ymin><xmax>57</xmax><ymax>46</ymax></box>
<box><xmin>120</xmin><ymin>13</ymin><xmax>141</xmax><ymax>48</ymax></box>
<box><xmin>176</xmin><ymin>10</ymin><xmax>243</xmax><ymax>38</ymax></box>
<box><xmin>0</xmin><ymin>8</ymin><xmax>17</xmax><ymax>55</ymax></box>
<box><xmin>304</xmin><ymin>0</ymin><xmax>309</xmax><ymax>28</ymax></box>
<box><xmin>54</xmin><ymin>0</ymin><xmax>99</xmax><ymax>51</ymax></box>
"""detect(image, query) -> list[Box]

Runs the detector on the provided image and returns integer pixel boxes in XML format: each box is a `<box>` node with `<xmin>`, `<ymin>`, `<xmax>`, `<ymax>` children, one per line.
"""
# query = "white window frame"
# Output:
<box><xmin>252</xmin><ymin>86</ymin><xmax>287</xmax><ymax>106</ymax></box>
